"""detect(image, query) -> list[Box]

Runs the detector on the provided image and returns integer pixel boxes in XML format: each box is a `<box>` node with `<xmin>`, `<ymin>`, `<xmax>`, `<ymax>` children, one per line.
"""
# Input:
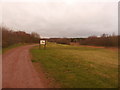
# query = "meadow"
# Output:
<box><xmin>30</xmin><ymin>43</ymin><xmax>118</xmax><ymax>88</ymax></box>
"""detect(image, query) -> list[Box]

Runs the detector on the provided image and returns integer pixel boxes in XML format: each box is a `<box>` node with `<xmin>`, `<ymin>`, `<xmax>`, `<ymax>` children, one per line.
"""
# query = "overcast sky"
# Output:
<box><xmin>1</xmin><ymin>0</ymin><xmax>118</xmax><ymax>38</ymax></box>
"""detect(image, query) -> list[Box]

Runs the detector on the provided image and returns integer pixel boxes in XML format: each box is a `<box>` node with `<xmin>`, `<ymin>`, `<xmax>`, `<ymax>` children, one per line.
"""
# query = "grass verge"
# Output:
<box><xmin>2</xmin><ymin>43</ymin><xmax>27</xmax><ymax>53</ymax></box>
<box><xmin>30</xmin><ymin>43</ymin><xmax>118</xmax><ymax>88</ymax></box>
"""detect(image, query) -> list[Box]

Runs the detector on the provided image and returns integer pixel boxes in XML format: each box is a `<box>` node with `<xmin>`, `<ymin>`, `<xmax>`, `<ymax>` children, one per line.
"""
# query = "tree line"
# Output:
<box><xmin>48</xmin><ymin>38</ymin><xmax>71</xmax><ymax>45</ymax></box>
<box><xmin>2</xmin><ymin>27</ymin><xmax>119</xmax><ymax>48</ymax></box>
<box><xmin>78</xmin><ymin>34</ymin><xmax>119</xmax><ymax>47</ymax></box>
<box><xmin>49</xmin><ymin>34</ymin><xmax>119</xmax><ymax>47</ymax></box>
<box><xmin>2</xmin><ymin>27</ymin><xmax>40</xmax><ymax>48</ymax></box>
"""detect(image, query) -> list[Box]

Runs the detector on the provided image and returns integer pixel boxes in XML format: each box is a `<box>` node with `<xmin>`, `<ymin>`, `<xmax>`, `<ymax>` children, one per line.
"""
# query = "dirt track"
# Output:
<box><xmin>2</xmin><ymin>45</ymin><xmax>45</xmax><ymax>88</ymax></box>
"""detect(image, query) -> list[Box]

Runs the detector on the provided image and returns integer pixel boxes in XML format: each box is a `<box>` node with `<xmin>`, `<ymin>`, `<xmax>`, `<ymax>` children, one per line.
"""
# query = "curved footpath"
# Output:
<box><xmin>2</xmin><ymin>45</ymin><xmax>45</xmax><ymax>88</ymax></box>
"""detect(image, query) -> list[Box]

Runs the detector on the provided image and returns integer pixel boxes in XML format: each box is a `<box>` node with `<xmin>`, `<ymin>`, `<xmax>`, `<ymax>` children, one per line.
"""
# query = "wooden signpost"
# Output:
<box><xmin>39</xmin><ymin>39</ymin><xmax>47</xmax><ymax>49</ymax></box>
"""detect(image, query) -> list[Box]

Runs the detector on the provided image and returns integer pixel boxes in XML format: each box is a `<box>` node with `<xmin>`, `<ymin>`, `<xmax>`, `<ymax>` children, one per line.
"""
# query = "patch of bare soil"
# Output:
<box><xmin>81</xmin><ymin>45</ymin><xmax>118</xmax><ymax>51</ymax></box>
<box><xmin>70</xmin><ymin>42</ymin><xmax>118</xmax><ymax>51</ymax></box>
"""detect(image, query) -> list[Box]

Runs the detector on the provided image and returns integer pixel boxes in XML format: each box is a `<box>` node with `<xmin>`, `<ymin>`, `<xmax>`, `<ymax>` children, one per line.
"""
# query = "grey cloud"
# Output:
<box><xmin>2</xmin><ymin>2</ymin><xmax>118</xmax><ymax>38</ymax></box>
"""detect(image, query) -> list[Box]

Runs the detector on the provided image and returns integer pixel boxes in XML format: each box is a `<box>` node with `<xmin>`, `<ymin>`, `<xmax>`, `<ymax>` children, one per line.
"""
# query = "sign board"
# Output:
<box><xmin>39</xmin><ymin>39</ymin><xmax>47</xmax><ymax>49</ymax></box>
<box><xmin>40</xmin><ymin>40</ymin><xmax>46</xmax><ymax>45</ymax></box>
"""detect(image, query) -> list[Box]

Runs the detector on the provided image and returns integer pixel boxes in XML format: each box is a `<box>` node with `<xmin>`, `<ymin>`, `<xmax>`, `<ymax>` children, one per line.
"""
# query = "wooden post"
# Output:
<box><xmin>39</xmin><ymin>44</ymin><xmax>41</xmax><ymax>49</ymax></box>
<box><xmin>44</xmin><ymin>40</ymin><xmax>46</xmax><ymax>49</ymax></box>
<box><xmin>39</xmin><ymin>40</ymin><xmax>40</xmax><ymax>49</ymax></box>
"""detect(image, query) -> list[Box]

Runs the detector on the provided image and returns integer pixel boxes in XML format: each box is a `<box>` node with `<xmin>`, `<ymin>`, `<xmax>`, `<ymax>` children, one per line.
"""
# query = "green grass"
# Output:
<box><xmin>0</xmin><ymin>48</ymin><xmax>1</xmax><ymax>54</ymax></box>
<box><xmin>30</xmin><ymin>43</ymin><xmax>118</xmax><ymax>88</ymax></box>
<box><xmin>2</xmin><ymin>43</ymin><xmax>27</xmax><ymax>53</ymax></box>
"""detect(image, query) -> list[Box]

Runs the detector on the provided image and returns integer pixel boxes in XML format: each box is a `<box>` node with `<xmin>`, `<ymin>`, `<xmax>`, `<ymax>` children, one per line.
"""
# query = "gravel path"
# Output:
<box><xmin>2</xmin><ymin>45</ymin><xmax>45</xmax><ymax>88</ymax></box>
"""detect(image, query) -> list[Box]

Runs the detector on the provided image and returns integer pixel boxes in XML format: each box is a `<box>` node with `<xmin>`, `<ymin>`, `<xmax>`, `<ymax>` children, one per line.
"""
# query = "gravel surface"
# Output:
<box><xmin>2</xmin><ymin>45</ymin><xmax>45</xmax><ymax>88</ymax></box>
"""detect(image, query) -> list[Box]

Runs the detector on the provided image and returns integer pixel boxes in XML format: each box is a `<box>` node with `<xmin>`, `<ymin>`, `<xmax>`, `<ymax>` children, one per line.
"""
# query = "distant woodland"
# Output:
<box><xmin>49</xmin><ymin>34</ymin><xmax>119</xmax><ymax>47</ymax></box>
<box><xmin>2</xmin><ymin>27</ymin><xmax>40</xmax><ymax>48</ymax></box>
<box><xmin>2</xmin><ymin>27</ymin><xmax>119</xmax><ymax>48</ymax></box>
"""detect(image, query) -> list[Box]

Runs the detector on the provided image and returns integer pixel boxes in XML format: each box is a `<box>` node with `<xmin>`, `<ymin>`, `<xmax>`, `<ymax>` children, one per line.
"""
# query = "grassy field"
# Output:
<box><xmin>30</xmin><ymin>43</ymin><xmax>118</xmax><ymax>88</ymax></box>
<box><xmin>0</xmin><ymin>49</ymin><xmax>1</xmax><ymax>54</ymax></box>
<box><xmin>2</xmin><ymin>43</ymin><xmax>28</xmax><ymax>53</ymax></box>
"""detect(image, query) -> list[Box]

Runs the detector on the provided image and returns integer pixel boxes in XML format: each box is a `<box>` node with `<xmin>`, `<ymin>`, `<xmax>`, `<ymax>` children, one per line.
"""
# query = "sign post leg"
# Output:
<box><xmin>39</xmin><ymin>44</ymin><xmax>40</xmax><ymax>49</ymax></box>
<box><xmin>44</xmin><ymin>44</ymin><xmax>46</xmax><ymax>49</ymax></box>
